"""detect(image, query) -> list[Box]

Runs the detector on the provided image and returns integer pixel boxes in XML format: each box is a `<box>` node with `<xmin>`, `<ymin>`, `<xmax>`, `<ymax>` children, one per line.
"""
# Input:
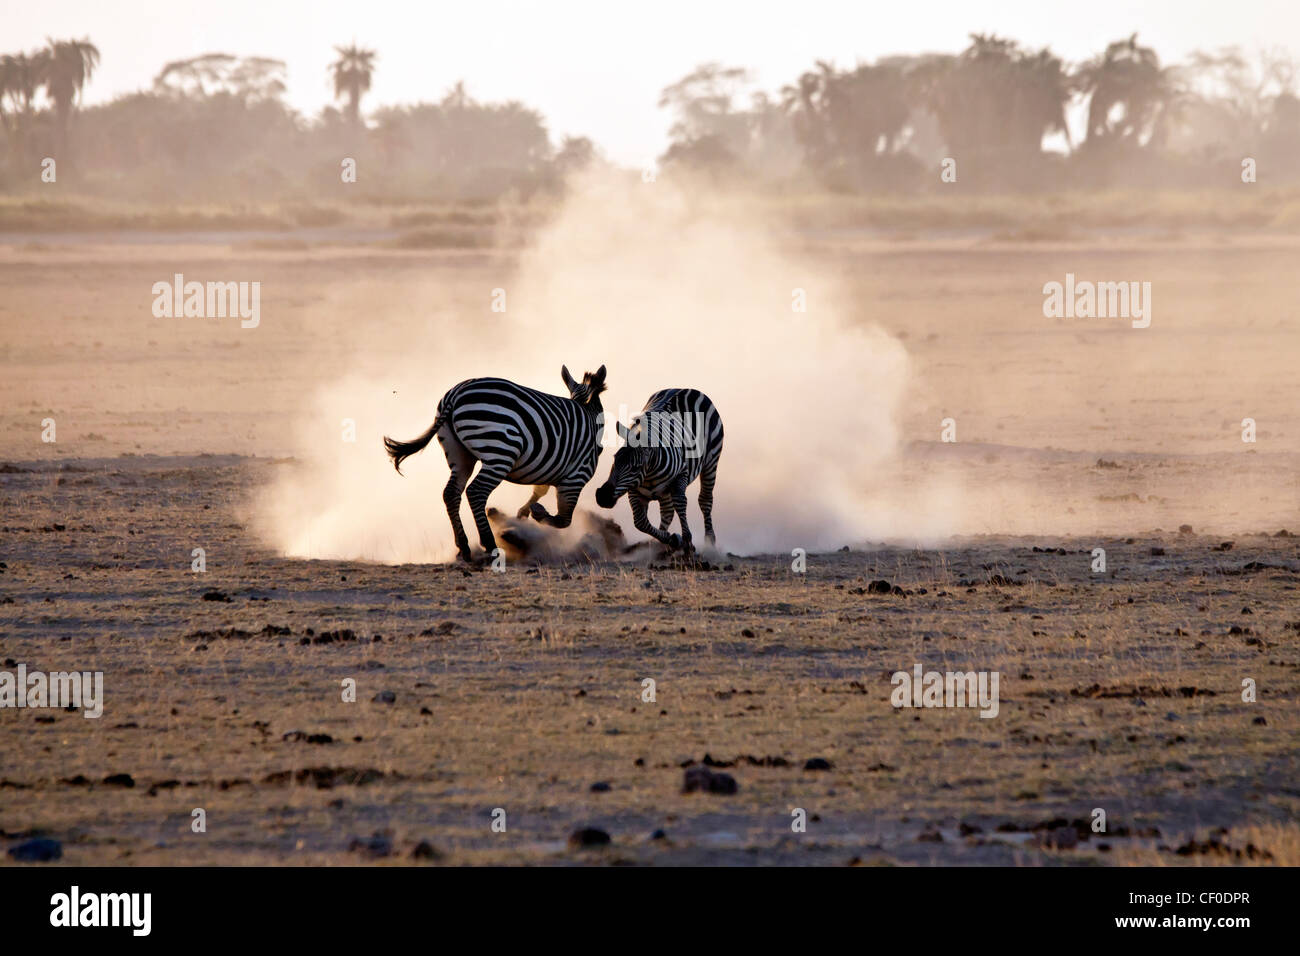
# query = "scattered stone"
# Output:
<box><xmin>262</xmin><ymin>766</ymin><xmax>389</xmax><ymax>789</ymax></box>
<box><xmin>348</xmin><ymin>832</ymin><xmax>393</xmax><ymax>858</ymax></box>
<box><xmin>1071</xmin><ymin>683</ymin><xmax>1214</xmax><ymax>699</ymax></box>
<box><xmin>682</xmin><ymin>766</ymin><xmax>738</xmax><ymax>795</ymax></box>
<box><xmin>7</xmin><ymin>838</ymin><xmax>62</xmax><ymax>862</ymax></box>
<box><xmin>803</xmin><ymin>757</ymin><xmax>834</xmax><ymax>771</ymax></box>
<box><xmin>102</xmin><ymin>773</ymin><xmax>135</xmax><ymax>788</ymax></box>
<box><xmin>372</xmin><ymin>691</ymin><xmax>396</xmax><ymax>704</ymax></box>
<box><xmin>282</xmin><ymin>731</ymin><xmax>334</xmax><ymax>744</ymax></box>
<box><xmin>411</xmin><ymin>840</ymin><xmax>442</xmax><ymax>861</ymax></box>
<box><xmin>590</xmin><ymin>781</ymin><xmax>611</xmax><ymax>792</ymax></box>
<box><xmin>568</xmin><ymin>827</ymin><xmax>611</xmax><ymax>848</ymax></box>
<box><xmin>201</xmin><ymin>589</ymin><xmax>232</xmax><ymax>602</ymax></box>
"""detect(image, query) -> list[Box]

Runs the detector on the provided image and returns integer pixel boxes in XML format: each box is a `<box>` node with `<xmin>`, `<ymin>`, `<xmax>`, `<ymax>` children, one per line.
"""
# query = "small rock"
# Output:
<box><xmin>411</xmin><ymin>841</ymin><xmax>442</xmax><ymax>861</ymax></box>
<box><xmin>803</xmin><ymin>757</ymin><xmax>834</xmax><ymax>771</ymax></box>
<box><xmin>682</xmin><ymin>766</ymin><xmax>738</xmax><ymax>795</ymax></box>
<box><xmin>349</xmin><ymin>832</ymin><xmax>393</xmax><ymax>858</ymax></box>
<box><xmin>7</xmin><ymin>838</ymin><xmax>62</xmax><ymax>862</ymax></box>
<box><xmin>568</xmin><ymin>827</ymin><xmax>611</xmax><ymax>848</ymax></box>
<box><xmin>102</xmin><ymin>773</ymin><xmax>135</xmax><ymax>788</ymax></box>
<box><xmin>372</xmin><ymin>690</ymin><xmax>396</xmax><ymax>704</ymax></box>
<box><xmin>590</xmin><ymin>781</ymin><xmax>611</xmax><ymax>792</ymax></box>
<box><xmin>282</xmin><ymin>731</ymin><xmax>333</xmax><ymax>744</ymax></box>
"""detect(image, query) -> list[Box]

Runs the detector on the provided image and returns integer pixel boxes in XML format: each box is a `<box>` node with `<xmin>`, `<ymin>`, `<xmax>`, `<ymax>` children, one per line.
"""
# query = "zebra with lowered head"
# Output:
<box><xmin>594</xmin><ymin>388</ymin><xmax>723</xmax><ymax>552</ymax></box>
<box><xmin>383</xmin><ymin>365</ymin><xmax>608</xmax><ymax>562</ymax></box>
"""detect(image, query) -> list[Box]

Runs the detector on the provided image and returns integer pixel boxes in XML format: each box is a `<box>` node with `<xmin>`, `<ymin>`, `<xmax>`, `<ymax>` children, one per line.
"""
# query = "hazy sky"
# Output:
<box><xmin>11</xmin><ymin>0</ymin><xmax>1298</xmax><ymax>163</ymax></box>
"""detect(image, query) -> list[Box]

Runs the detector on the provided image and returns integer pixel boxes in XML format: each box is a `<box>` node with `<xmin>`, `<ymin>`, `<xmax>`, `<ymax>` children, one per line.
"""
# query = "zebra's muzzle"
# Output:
<box><xmin>595</xmin><ymin>484</ymin><xmax>617</xmax><ymax>509</ymax></box>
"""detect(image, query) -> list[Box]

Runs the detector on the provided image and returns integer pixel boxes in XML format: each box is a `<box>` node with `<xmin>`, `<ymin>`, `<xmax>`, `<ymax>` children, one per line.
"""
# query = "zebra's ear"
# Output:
<box><xmin>593</xmin><ymin>365</ymin><xmax>607</xmax><ymax>386</ymax></box>
<box><xmin>616</xmin><ymin>420</ymin><xmax>630</xmax><ymax>442</ymax></box>
<box><xmin>561</xmin><ymin>365</ymin><xmax>577</xmax><ymax>393</ymax></box>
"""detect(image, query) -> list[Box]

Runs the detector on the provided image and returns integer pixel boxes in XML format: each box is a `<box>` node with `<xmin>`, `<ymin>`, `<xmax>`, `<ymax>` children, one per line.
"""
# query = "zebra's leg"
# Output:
<box><xmin>657</xmin><ymin>492</ymin><xmax>674</xmax><ymax>531</ymax></box>
<box><xmin>671</xmin><ymin>477</ymin><xmax>694</xmax><ymax>553</ymax></box>
<box><xmin>630</xmin><ymin>491</ymin><xmax>679</xmax><ymax>549</ymax></box>
<box><xmin>530</xmin><ymin>479</ymin><xmax>582</xmax><ymax>528</ymax></box>
<box><xmin>438</xmin><ymin>428</ymin><xmax>476</xmax><ymax>562</ymax></box>
<box><xmin>517</xmin><ymin>484</ymin><xmax>549</xmax><ymax>519</ymax></box>
<box><xmin>698</xmin><ymin>455</ymin><xmax>719</xmax><ymax>545</ymax></box>
<box><xmin>465</xmin><ymin>460</ymin><xmax>510</xmax><ymax>557</ymax></box>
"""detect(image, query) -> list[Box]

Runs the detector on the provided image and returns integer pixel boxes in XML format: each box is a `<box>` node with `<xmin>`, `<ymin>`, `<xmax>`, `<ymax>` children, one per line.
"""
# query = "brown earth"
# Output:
<box><xmin>1</xmin><ymin>233</ymin><xmax>1297</xmax><ymax>865</ymax></box>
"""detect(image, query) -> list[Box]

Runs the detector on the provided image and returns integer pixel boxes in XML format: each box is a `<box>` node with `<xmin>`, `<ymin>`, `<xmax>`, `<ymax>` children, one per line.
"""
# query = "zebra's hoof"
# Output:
<box><xmin>666</xmin><ymin>533</ymin><xmax>682</xmax><ymax>550</ymax></box>
<box><xmin>529</xmin><ymin>503</ymin><xmax>550</xmax><ymax>523</ymax></box>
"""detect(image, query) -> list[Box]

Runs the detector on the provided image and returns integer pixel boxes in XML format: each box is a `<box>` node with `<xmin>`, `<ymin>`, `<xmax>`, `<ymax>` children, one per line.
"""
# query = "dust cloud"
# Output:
<box><xmin>254</xmin><ymin>170</ymin><xmax>911</xmax><ymax>562</ymax></box>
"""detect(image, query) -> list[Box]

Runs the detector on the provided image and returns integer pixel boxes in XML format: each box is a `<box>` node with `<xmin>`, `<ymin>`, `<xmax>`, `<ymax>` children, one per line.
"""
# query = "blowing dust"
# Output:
<box><xmin>253</xmin><ymin>170</ymin><xmax>912</xmax><ymax>562</ymax></box>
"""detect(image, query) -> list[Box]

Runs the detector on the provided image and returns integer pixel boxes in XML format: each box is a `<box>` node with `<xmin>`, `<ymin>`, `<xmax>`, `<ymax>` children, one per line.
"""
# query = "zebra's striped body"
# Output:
<box><xmin>594</xmin><ymin>388</ymin><xmax>723</xmax><ymax>551</ymax></box>
<box><xmin>384</xmin><ymin>366</ymin><xmax>607</xmax><ymax>561</ymax></box>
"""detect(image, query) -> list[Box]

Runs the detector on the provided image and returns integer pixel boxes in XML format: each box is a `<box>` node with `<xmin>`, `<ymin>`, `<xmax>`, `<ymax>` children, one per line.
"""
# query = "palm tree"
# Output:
<box><xmin>1</xmin><ymin>51</ymin><xmax>49</xmax><ymax>160</ymax></box>
<box><xmin>1075</xmin><ymin>34</ymin><xmax>1180</xmax><ymax>150</ymax></box>
<box><xmin>42</xmin><ymin>38</ymin><xmax>99</xmax><ymax>153</ymax></box>
<box><xmin>330</xmin><ymin>44</ymin><xmax>376</xmax><ymax>126</ymax></box>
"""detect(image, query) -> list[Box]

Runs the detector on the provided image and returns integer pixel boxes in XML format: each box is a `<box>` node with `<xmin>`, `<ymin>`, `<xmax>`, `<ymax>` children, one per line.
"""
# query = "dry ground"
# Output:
<box><xmin>1</xmin><ymin>231</ymin><xmax>1297</xmax><ymax>864</ymax></box>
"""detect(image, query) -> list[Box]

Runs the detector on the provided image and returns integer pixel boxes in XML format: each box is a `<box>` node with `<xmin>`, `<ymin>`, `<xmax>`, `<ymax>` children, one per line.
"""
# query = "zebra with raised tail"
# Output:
<box><xmin>594</xmin><ymin>388</ymin><xmax>723</xmax><ymax>552</ymax></box>
<box><xmin>383</xmin><ymin>365</ymin><xmax>608</xmax><ymax>562</ymax></box>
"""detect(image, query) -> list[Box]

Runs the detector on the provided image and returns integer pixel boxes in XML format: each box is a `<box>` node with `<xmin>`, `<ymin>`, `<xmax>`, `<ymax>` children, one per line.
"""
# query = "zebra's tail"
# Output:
<box><xmin>383</xmin><ymin>413</ymin><xmax>444</xmax><ymax>475</ymax></box>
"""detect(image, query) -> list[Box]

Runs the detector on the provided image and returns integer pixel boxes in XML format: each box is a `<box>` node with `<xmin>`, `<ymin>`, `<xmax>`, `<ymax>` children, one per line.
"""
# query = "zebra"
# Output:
<box><xmin>594</xmin><ymin>388</ymin><xmax>723</xmax><ymax>552</ymax></box>
<box><xmin>383</xmin><ymin>365</ymin><xmax>608</xmax><ymax>562</ymax></box>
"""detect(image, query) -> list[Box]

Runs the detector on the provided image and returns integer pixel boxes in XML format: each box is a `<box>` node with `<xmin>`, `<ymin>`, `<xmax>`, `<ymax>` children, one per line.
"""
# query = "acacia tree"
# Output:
<box><xmin>658</xmin><ymin>63</ymin><xmax>755</xmax><ymax>169</ymax></box>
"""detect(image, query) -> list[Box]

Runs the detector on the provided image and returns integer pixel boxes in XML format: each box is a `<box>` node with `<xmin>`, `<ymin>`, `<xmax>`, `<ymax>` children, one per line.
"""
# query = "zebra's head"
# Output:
<box><xmin>595</xmin><ymin>419</ymin><xmax>648</xmax><ymax>508</ymax></box>
<box><xmin>561</xmin><ymin>364</ymin><xmax>607</xmax><ymax>409</ymax></box>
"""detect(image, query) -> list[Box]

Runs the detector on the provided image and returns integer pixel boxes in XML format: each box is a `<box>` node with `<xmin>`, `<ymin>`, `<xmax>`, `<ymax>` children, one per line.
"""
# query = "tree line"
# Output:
<box><xmin>1</xmin><ymin>33</ymin><xmax>1296</xmax><ymax>201</ymax></box>
<box><xmin>663</xmin><ymin>35</ymin><xmax>1300</xmax><ymax>191</ymax></box>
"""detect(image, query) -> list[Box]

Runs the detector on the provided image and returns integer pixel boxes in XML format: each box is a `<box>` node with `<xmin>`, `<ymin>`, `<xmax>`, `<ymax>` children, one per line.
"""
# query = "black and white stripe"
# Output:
<box><xmin>384</xmin><ymin>365</ymin><xmax>607</xmax><ymax>561</ymax></box>
<box><xmin>594</xmin><ymin>388</ymin><xmax>723</xmax><ymax>551</ymax></box>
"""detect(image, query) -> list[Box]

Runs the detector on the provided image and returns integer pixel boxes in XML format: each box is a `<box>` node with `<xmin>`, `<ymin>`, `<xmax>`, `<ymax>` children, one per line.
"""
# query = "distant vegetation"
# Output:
<box><xmin>1</xmin><ymin>32</ymin><xmax>1297</xmax><ymax>219</ymax></box>
<box><xmin>660</xmin><ymin>36</ymin><xmax>1300</xmax><ymax>193</ymax></box>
